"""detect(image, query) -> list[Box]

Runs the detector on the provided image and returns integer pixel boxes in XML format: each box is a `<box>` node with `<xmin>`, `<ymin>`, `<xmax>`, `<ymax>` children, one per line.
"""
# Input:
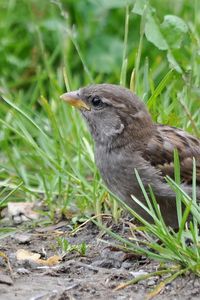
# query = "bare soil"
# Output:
<box><xmin>0</xmin><ymin>220</ymin><xmax>200</xmax><ymax>300</ymax></box>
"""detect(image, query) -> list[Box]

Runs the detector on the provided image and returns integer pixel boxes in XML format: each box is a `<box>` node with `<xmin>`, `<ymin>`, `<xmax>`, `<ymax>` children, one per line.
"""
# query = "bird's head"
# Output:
<box><xmin>60</xmin><ymin>84</ymin><xmax>153</xmax><ymax>148</ymax></box>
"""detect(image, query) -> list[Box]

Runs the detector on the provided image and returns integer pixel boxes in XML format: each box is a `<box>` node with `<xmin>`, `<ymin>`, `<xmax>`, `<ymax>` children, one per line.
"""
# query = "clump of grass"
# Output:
<box><xmin>0</xmin><ymin>93</ymin><xmax>108</xmax><ymax>221</ymax></box>
<box><xmin>100</xmin><ymin>157</ymin><xmax>200</xmax><ymax>295</ymax></box>
<box><xmin>57</xmin><ymin>237</ymin><xmax>87</xmax><ymax>256</ymax></box>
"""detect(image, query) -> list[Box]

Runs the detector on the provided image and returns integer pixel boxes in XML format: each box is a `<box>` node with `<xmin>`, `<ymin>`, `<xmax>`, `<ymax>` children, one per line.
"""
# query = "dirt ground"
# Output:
<box><xmin>1</xmin><ymin>220</ymin><xmax>200</xmax><ymax>300</ymax></box>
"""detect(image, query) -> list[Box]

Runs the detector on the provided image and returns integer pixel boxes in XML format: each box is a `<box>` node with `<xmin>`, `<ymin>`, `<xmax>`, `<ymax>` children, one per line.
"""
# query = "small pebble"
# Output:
<box><xmin>16</xmin><ymin>268</ymin><xmax>30</xmax><ymax>275</ymax></box>
<box><xmin>121</xmin><ymin>261</ymin><xmax>133</xmax><ymax>269</ymax></box>
<box><xmin>14</xmin><ymin>233</ymin><xmax>32</xmax><ymax>244</ymax></box>
<box><xmin>101</xmin><ymin>249</ymin><xmax>126</xmax><ymax>262</ymax></box>
<box><xmin>0</xmin><ymin>273</ymin><xmax>13</xmax><ymax>285</ymax></box>
<box><xmin>193</xmin><ymin>280</ymin><xmax>200</xmax><ymax>288</ymax></box>
<box><xmin>92</xmin><ymin>259</ymin><xmax>121</xmax><ymax>269</ymax></box>
<box><xmin>147</xmin><ymin>279</ymin><xmax>155</xmax><ymax>286</ymax></box>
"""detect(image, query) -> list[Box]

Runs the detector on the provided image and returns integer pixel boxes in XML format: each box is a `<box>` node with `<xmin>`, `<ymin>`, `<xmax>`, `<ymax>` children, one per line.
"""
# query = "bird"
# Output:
<box><xmin>60</xmin><ymin>84</ymin><xmax>200</xmax><ymax>227</ymax></box>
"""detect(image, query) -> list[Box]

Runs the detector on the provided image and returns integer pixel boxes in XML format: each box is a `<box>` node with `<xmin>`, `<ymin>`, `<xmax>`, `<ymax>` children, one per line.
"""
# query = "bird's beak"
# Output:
<box><xmin>60</xmin><ymin>90</ymin><xmax>90</xmax><ymax>110</ymax></box>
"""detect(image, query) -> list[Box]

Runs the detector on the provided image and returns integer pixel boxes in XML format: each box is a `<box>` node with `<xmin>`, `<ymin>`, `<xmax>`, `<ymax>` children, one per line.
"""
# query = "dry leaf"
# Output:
<box><xmin>38</xmin><ymin>255</ymin><xmax>61</xmax><ymax>266</ymax></box>
<box><xmin>16</xmin><ymin>249</ymin><xmax>41</xmax><ymax>262</ymax></box>
<box><xmin>16</xmin><ymin>249</ymin><xmax>61</xmax><ymax>266</ymax></box>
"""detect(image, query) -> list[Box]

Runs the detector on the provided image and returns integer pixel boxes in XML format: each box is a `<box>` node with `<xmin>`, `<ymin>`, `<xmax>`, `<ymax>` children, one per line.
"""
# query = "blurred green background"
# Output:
<box><xmin>0</xmin><ymin>0</ymin><xmax>199</xmax><ymax>223</ymax></box>
<box><xmin>1</xmin><ymin>0</ymin><xmax>199</xmax><ymax>93</ymax></box>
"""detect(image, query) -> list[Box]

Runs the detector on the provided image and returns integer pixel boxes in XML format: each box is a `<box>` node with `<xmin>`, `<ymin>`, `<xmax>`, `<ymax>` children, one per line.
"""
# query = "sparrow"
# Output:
<box><xmin>60</xmin><ymin>84</ymin><xmax>200</xmax><ymax>227</ymax></box>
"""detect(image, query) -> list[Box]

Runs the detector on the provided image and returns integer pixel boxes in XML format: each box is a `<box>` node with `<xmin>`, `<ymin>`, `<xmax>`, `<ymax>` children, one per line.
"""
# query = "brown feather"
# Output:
<box><xmin>143</xmin><ymin>125</ymin><xmax>200</xmax><ymax>184</ymax></box>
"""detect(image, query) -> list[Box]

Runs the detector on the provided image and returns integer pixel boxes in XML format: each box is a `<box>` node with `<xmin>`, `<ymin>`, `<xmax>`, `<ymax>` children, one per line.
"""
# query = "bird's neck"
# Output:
<box><xmin>95</xmin><ymin>118</ymin><xmax>155</xmax><ymax>151</ymax></box>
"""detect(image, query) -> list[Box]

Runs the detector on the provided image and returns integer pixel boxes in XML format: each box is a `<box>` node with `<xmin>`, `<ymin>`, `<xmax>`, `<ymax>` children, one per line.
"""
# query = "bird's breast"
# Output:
<box><xmin>94</xmin><ymin>146</ymin><xmax>145</xmax><ymax>201</ymax></box>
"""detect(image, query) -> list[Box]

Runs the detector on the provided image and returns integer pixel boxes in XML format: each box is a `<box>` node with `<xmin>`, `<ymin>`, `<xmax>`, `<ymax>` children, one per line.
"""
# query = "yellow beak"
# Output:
<box><xmin>60</xmin><ymin>91</ymin><xmax>90</xmax><ymax>110</ymax></box>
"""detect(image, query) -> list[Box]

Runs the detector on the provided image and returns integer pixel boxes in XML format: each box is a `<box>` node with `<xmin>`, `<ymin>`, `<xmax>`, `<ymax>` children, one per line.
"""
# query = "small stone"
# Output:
<box><xmin>14</xmin><ymin>233</ymin><xmax>32</xmax><ymax>244</ymax></box>
<box><xmin>16</xmin><ymin>268</ymin><xmax>30</xmax><ymax>275</ymax></box>
<box><xmin>147</xmin><ymin>279</ymin><xmax>155</xmax><ymax>286</ymax></box>
<box><xmin>101</xmin><ymin>249</ymin><xmax>126</xmax><ymax>262</ymax></box>
<box><xmin>7</xmin><ymin>202</ymin><xmax>39</xmax><ymax>224</ymax></box>
<box><xmin>121</xmin><ymin>261</ymin><xmax>133</xmax><ymax>269</ymax></box>
<box><xmin>0</xmin><ymin>273</ymin><xmax>13</xmax><ymax>285</ymax></box>
<box><xmin>92</xmin><ymin>259</ymin><xmax>121</xmax><ymax>269</ymax></box>
<box><xmin>194</xmin><ymin>280</ymin><xmax>200</xmax><ymax>288</ymax></box>
<box><xmin>191</xmin><ymin>288</ymin><xmax>200</xmax><ymax>296</ymax></box>
<box><xmin>165</xmin><ymin>284</ymin><xmax>171</xmax><ymax>290</ymax></box>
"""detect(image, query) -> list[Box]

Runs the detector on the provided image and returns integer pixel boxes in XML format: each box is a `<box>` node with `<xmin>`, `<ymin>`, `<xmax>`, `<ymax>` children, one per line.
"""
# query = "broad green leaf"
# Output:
<box><xmin>145</xmin><ymin>13</ymin><xmax>168</xmax><ymax>50</ymax></box>
<box><xmin>167</xmin><ymin>51</ymin><xmax>182</xmax><ymax>73</ymax></box>
<box><xmin>161</xmin><ymin>15</ymin><xmax>188</xmax><ymax>49</ymax></box>
<box><xmin>132</xmin><ymin>0</ymin><xmax>148</xmax><ymax>15</ymax></box>
<box><xmin>87</xmin><ymin>36</ymin><xmax>124</xmax><ymax>74</ymax></box>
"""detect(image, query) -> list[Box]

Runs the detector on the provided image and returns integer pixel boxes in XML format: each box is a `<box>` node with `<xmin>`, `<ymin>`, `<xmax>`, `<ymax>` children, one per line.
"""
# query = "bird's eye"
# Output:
<box><xmin>91</xmin><ymin>96</ymin><xmax>103</xmax><ymax>108</ymax></box>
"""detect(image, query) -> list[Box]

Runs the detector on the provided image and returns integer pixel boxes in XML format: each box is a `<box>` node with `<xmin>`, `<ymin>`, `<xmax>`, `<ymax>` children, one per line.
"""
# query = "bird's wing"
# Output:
<box><xmin>143</xmin><ymin>125</ymin><xmax>200</xmax><ymax>184</ymax></box>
